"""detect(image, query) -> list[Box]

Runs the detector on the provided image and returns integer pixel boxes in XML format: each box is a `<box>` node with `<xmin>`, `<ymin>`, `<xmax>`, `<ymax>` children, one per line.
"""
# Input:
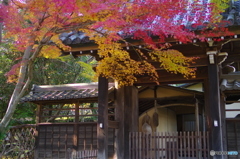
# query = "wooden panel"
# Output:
<box><xmin>36</xmin><ymin>123</ymin><xmax>115</xmax><ymax>159</ymax></box>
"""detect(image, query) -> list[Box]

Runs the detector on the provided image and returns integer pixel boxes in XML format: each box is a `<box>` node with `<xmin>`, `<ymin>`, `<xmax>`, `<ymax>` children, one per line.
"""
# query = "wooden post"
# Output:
<box><xmin>34</xmin><ymin>104</ymin><xmax>41</xmax><ymax>159</ymax></box>
<box><xmin>205</xmin><ymin>51</ymin><xmax>224</xmax><ymax>159</ymax></box>
<box><xmin>114</xmin><ymin>85</ymin><xmax>138</xmax><ymax>159</ymax></box>
<box><xmin>73</xmin><ymin>102</ymin><xmax>79</xmax><ymax>150</ymax></box>
<box><xmin>220</xmin><ymin>94</ymin><xmax>227</xmax><ymax>159</ymax></box>
<box><xmin>195</xmin><ymin>99</ymin><xmax>202</xmax><ymax>159</ymax></box>
<box><xmin>201</xmin><ymin>102</ymin><xmax>206</xmax><ymax>132</ymax></box>
<box><xmin>36</xmin><ymin>104</ymin><xmax>41</xmax><ymax>124</ymax></box>
<box><xmin>195</xmin><ymin>98</ymin><xmax>200</xmax><ymax>132</ymax></box>
<box><xmin>97</xmin><ymin>76</ymin><xmax>108</xmax><ymax>159</ymax></box>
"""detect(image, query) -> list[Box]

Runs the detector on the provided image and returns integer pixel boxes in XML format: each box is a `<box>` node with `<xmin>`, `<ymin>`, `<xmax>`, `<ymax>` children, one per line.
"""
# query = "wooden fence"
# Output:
<box><xmin>67</xmin><ymin>149</ymin><xmax>97</xmax><ymax>159</ymax></box>
<box><xmin>0</xmin><ymin>124</ymin><xmax>36</xmax><ymax>159</ymax></box>
<box><xmin>129</xmin><ymin>131</ymin><xmax>210</xmax><ymax>159</ymax></box>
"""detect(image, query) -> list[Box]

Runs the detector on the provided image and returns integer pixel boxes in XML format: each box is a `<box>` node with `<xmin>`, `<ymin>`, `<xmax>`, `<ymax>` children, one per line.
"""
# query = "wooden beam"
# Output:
<box><xmin>147</xmin><ymin>54</ymin><xmax>209</xmax><ymax>69</ymax></box>
<box><xmin>108</xmin><ymin>120</ymin><xmax>119</xmax><ymax>129</ymax></box>
<box><xmin>97</xmin><ymin>76</ymin><xmax>108</xmax><ymax>159</ymax></box>
<box><xmin>222</xmin><ymin>53</ymin><xmax>240</xmax><ymax>64</ymax></box>
<box><xmin>135</xmin><ymin>66</ymin><xmax>208</xmax><ymax>85</ymax></box>
<box><xmin>220</xmin><ymin>74</ymin><xmax>240</xmax><ymax>80</ymax></box>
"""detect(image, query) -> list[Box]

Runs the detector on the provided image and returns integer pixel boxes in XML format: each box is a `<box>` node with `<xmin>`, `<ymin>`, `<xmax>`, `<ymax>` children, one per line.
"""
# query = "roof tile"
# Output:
<box><xmin>21</xmin><ymin>83</ymin><xmax>114</xmax><ymax>102</ymax></box>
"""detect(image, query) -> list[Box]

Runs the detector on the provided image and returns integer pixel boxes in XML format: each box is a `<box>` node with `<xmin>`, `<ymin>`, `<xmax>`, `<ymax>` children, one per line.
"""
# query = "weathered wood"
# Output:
<box><xmin>97</xmin><ymin>76</ymin><xmax>108</xmax><ymax>159</ymax></box>
<box><xmin>114</xmin><ymin>86</ymin><xmax>139</xmax><ymax>159</ymax></box>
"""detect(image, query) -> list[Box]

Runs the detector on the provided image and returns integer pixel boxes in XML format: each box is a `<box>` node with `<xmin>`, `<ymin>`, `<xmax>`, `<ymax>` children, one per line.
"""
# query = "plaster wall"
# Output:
<box><xmin>226</xmin><ymin>103</ymin><xmax>240</xmax><ymax>118</ymax></box>
<box><xmin>185</xmin><ymin>83</ymin><xmax>203</xmax><ymax>92</ymax></box>
<box><xmin>138</xmin><ymin>107</ymin><xmax>177</xmax><ymax>158</ymax></box>
<box><xmin>139</xmin><ymin>107</ymin><xmax>177</xmax><ymax>132</ymax></box>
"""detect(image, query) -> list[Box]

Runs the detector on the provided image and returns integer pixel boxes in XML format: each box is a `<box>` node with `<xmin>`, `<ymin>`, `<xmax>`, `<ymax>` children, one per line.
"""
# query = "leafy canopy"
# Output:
<box><xmin>1</xmin><ymin>0</ymin><xmax>228</xmax><ymax>86</ymax></box>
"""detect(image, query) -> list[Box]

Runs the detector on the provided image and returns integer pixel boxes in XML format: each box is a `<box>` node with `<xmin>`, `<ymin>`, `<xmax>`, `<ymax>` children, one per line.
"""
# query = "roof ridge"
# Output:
<box><xmin>32</xmin><ymin>82</ymin><xmax>114</xmax><ymax>92</ymax></box>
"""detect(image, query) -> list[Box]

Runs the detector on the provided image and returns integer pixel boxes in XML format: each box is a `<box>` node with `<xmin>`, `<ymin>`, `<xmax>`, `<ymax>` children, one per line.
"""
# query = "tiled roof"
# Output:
<box><xmin>59</xmin><ymin>32</ymin><xmax>93</xmax><ymax>45</ymax></box>
<box><xmin>59</xmin><ymin>2</ymin><xmax>240</xmax><ymax>46</ymax></box>
<box><xmin>220</xmin><ymin>72</ymin><xmax>240</xmax><ymax>91</ymax></box>
<box><xmin>21</xmin><ymin>83</ymin><xmax>115</xmax><ymax>103</ymax></box>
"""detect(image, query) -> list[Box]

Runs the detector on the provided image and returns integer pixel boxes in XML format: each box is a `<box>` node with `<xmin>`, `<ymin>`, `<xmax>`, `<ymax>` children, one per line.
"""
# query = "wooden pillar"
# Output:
<box><xmin>73</xmin><ymin>102</ymin><xmax>79</xmax><ymax>150</ymax></box>
<box><xmin>205</xmin><ymin>51</ymin><xmax>224</xmax><ymax>158</ymax></box>
<box><xmin>97</xmin><ymin>76</ymin><xmax>108</xmax><ymax>159</ymax></box>
<box><xmin>195</xmin><ymin>99</ymin><xmax>200</xmax><ymax>132</ymax></box>
<box><xmin>114</xmin><ymin>85</ymin><xmax>138</xmax><ymax>159</ymax></box>
<box><xmin>220</xmin><ymin>94</ymin><xmax>227</xmax><ymax>159</ymax></box>
<box><xmin>195</xmin><ymin>99</ymin><xmax>201</xmax><ymax>159</ymax></box>
<box><xmin>202</xmin><ymin>104</ymin><xmax>206</xmax><ymax>132</ymax></box>
<box><xmin>36</xmin><ymin>104</ymin><xmax>42</xmax><ymax>124</ymax></box>
<box><xmin>35</xmin><ymin>104</ymin><xmax>42</xmax><ymax>159</ymax></box>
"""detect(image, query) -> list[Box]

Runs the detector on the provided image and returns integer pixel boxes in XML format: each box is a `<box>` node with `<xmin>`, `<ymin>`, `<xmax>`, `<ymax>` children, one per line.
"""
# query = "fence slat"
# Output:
<box><xmin>189</xmin><ymin>132</ymin><xmax>197</xmax><ymax>157</ymax></box>
<box><xmin>207</xmin><ymin>131</ymin><xmax>210</xmax><ymax>159</ymax></box>
<box><xmin>140</xmin><ymin>132</ymin><xmax>142</xmax><ymax>158</ymax></box>
<box><xmin>128</xmin><ymin>131</ymin><xmax>210</xmax><ymax>159</ymax></box>
<box><xmin>129</xmin><ymin>132</ymin><xmax>132</xmax><ymax>159</ymax></box>
<box><xmin>156</xmin><ymin>132</ymin><xmax>159</xmax><ymax>159</ymax></box>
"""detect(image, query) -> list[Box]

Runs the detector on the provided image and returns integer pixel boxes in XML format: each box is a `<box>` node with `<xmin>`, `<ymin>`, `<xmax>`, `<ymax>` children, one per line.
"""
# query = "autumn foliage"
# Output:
<box><xmin>1</xmin><ymin>0</ymin><xmax>229</xmax><ymax>86</ymax></box>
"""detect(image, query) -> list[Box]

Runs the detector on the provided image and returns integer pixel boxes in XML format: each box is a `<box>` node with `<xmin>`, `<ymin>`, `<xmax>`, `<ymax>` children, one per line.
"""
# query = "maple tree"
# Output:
<box><xmin>0</xmin><ymin>0</ymin><xmax>230</xmax><ymax>131</ymax></box>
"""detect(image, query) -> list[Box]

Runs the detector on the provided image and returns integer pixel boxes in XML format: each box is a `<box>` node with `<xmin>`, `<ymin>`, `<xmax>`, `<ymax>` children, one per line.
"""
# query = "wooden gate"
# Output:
<box><xmin>129</xmin><ymin>131</ymin><xmax>209</xmax><ymax>159</ymax></box>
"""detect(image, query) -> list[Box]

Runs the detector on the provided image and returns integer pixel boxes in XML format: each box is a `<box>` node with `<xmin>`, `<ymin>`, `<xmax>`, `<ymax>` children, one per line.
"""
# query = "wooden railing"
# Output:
<box><xmin>129</xmin><ymin>131</ymin><xmax>210</xmax><ymax>159</ymax></box>
<box><xmin>0</xmin><ymin>124</ymin><xmax>36</xmax><ymax>159</ymax></box>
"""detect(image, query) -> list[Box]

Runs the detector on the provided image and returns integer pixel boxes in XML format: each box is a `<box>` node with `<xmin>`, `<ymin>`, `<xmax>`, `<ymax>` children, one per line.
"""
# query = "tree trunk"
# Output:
<box><xmin>0</xmin><ymin>44</ymin><xmax>34</xmax><ymax>132</ymax></box>
<box><xmin>0</xmin><ymin>22</ymin><xmax>2</xmax><ymax>44</ymax></box>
